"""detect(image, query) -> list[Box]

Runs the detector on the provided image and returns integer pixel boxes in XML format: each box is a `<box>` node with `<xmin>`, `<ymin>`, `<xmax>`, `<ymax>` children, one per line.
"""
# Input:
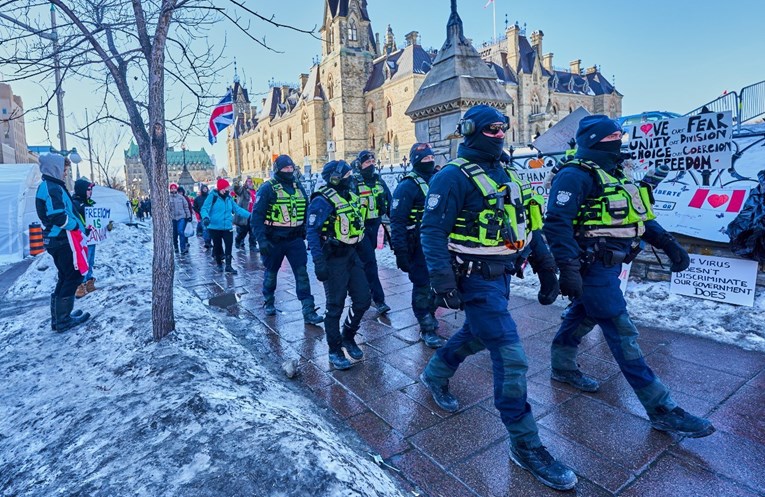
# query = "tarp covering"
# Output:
<box><xmin>0</xmin><ymin>164</ymin><xmax>41</xmax><ymax>263</ymax></box>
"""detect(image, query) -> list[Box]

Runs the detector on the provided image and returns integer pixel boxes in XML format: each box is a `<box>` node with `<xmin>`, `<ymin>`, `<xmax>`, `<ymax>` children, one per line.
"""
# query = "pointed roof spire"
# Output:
<box><xmin>446</xmin><ymin>0</ymin><xmax>465</xmax><ymax>43</ymax></box>
<box><xmin>233</xmin><ymin>57</ymin><xmax>240</xmax><ymax>84</ymax></box>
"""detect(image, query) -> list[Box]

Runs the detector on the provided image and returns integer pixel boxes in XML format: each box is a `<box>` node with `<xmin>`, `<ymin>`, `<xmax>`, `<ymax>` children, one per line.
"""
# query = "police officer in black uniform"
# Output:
<box><xmin>251</xmin><ymin>155</ymin><xmax>323</xmax><ymax>324</ymax></box>
<box><xmin>354</xmin><ymin>150</ymin><xmax>393</xmax><ymax>314</ymax></box>
<box><xmin>544</xmin><ymin>115</ymin><xmax>715</xmax><ymax>438</ymax></box>
<box><xmin>390</xmin><ymin>143</ymin><xmax>446</xmax><ymax>348</ymax></box>
<box><xmin>306</xmin><ymin>160</ymin><xmax>371</xmax><ymax>370</ymax></box>
<box><xmin>418</xmin><ymin>105</ymin><xmax>577</xmax><ymax>491</ymax></box>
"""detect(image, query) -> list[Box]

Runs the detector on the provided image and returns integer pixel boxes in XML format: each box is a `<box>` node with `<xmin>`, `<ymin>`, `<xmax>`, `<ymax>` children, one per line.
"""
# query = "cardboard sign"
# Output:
<box><xmin>652</xmin><ymin>182</ymin><xmax>750</xmax><ymax>242</ymax></box>
<box><xmin>532</xmin><ymin>107</ymin><xmax>591</xmax><ymax>154</ymax></box>
<box><xmin>84</xmin><ymin>206</ymin><xmax>111</xmax><ymax>245</ymax></box>
<box><xmin>619</xmin><ymin>263</ymin><xmax>631</xmax><ymax>294</ymax></box>
<box><xmin>515</xmin><ymin>166</ymin><xmax>556</xmax><ymax>199</ymax></box>
<box><xmin>626</xmin><ymin>112</ymin><xmax>733</xmax><ymax>172</ymax></box>
<box><xmin>670</xmin><ymin>254</ymin><xmax>758</xmax><ymax>306</ymax></box>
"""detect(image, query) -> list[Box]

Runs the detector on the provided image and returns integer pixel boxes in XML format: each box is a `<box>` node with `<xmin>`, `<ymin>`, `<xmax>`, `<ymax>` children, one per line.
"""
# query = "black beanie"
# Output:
<box><xmin>575</xmin><ymin>115</ymin><xmax>621</xmax><ymax>149</ymax></box>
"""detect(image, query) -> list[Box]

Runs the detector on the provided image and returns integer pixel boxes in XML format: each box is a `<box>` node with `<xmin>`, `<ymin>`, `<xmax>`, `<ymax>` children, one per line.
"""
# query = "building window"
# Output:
<box><xmin>278</xmin><ymin>130</ymin><xmax>283</xmax><ymax>143</ymax></box>
<box><xmin>369</xmin><ymin>106</ymin><xmax>375</xmax><ymax>123</ymax></box>
<box><xmin>348</xmin><ymin>21</ymin><xmax>358</xmax><ymax>42</ymax></box>
<box><xmin>386</xmin><ymin>100</ymin><xmax>392</xmax><ymax>118</ymax></box>
<box><xmin>531</xmin><ymin>94</ymin><xmax>541</xmax><ymax>114</ymax></box>
<box><xmin>370</xmin><ymin>134</ymin><xmax>375</xmax><ymax>149</ymax></box>
<box><xmin>287</xmin><ymin>127</ymin><xmax>292</xmax><ymax>141</ymax></box>
<box><xmin>331</xmin><ymin>110</ymin><xmax>336</xmax><ymax>128</ymax></box>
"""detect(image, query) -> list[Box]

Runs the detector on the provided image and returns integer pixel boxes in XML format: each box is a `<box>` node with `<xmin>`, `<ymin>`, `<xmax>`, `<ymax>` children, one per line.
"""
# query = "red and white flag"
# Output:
<box><xmin>687</xmin><ymin>188</ymin><xmax>747</xmax><ymax>213</ymax></box>
<box><xmin>484</xmin><ymin>0</ymin><xmax>494</xmax><ymax>7</ymax></box>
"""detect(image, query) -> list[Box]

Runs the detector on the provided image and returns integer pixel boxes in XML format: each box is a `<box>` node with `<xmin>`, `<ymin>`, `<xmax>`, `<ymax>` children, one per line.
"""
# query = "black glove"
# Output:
<box><xmin>106</xmin><ymin>221</ymin><xmax>114</xmax><ymax>232</ymax></box>
<box><xmin>661</xmin><ymin>235</ymin><xmax>690</xmax><ymax>272</ymax></box>
<box><xmin>85</xmin><ymin>227</ymin><xmax>92</xmax><ymax>236</ymax></box>
<box><xmin>186</xmin><ymin>217</ymin><xmax>192</xmax><ymax>223</ymax></box>
<box><xmin>259</xmin><ymin>240</ymin><xmax>273</xmax><ymax>258</ymax></box>
<box><xmin>536</xmin><ymin>267</ymin><xmax>560</xmax><ymax>305</ymax></box>
<box><xmin>314</xmin><ymin>258</ymin><xmax>329</xmax><ymax>282</ymax></box>
<box><xmin>558</xmin><ymin>261</ymin><xmax>583</xmax><ymax>300</ymax></box>
<box><xmin>430</xmin><ymin>287</ymin><xmax>463</xmax><ymax>310</ymax></box>
<box><xmin>395</xmin><ymin>253</ymin><xmax>411</xmax><ymax>272</ymax></box>
<box><xmin>203</xmin><ymin>218</ymin><xmax>210</xmax><ymax>227</ymax></box>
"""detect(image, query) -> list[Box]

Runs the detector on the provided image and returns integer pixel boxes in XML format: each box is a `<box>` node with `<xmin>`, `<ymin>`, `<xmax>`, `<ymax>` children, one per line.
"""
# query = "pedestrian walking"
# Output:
<box><xmin>169</xmin><ymin>183</ymin><xmax>192</xmax><ymax>254</ymax></box>
<box><xmin>234</xmin><ymin>176</ymin><xmax>258</xmax><ymax>252</ymax></box>
<box><xmin>201</xmin><ymin>178</ymin><xmax>251</xmax><ymax>274</ymax></box>
<box><xmin>193</xmin><ymin>183</ymin><xmax>212</xmax><ymax>248</ymax></box>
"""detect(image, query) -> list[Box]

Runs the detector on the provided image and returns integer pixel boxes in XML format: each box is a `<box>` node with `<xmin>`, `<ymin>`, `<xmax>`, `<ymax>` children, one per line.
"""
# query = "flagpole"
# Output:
<box><xmin>492</xmin><ymin>0</ymin><xmax>496</xmax><ymax>43</ymax></box>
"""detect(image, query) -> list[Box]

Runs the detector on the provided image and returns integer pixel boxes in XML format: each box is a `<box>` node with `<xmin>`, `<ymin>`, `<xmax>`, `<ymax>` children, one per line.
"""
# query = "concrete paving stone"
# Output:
<box><xmin>311</xmin><ymin>382</ymin><xmax>368</xmax><ymax>420</ymax></box>
<box><xmin>392</xmin><ymin>324</ymin><xmax>425</xmax><ymax>345</ymax></box>
<box><xmin>377</xmin><ymin>291</ymin><xmax>414</xmax><ymax>310</ymax></box>
<box><xmin>365</xmin><ymin>334</ymin><xmax>411</xmax><ymax>355</ymax></box>
<box><xmin>507</xmin><ymin>294</ymin><xmax>535</xmax><ymax>310</ymax></box>
<box><xmin>620</xmin><ymin>453</ymin><xmax>760</xmax><ymax>497</ymax></box>
<box><xmin>632</xmin><ymin>324</ymin><xmax>683</xmax><ymax>344</ymax></box>
<box><xmin>292</xmin><ymin>336</ymin><xmax>330</xmax><ymax>361</ymax></box>
<box><xmin>586</xmin><ymin>373</ymin><xmax>718</xmax><ymax>421</ymax></box>
<box><xmin>355</xmin><ymin>320</ymin><xmax>398</xmax><ymax>341</ymax></box>
<box><xmin>538</xmin><ymin>395</ymin><xmax>674</xmax><ymax>471</ymax></box>
<box><xmin>571</xmin><ymin>352</ymin><xmax>623</xmax><ymax>381</ymax></box>
<box><xmin>671</xmin><ymin>428</ymin><xmax>765</xmax><ymax>494</ymax></box>
<box><xmin>410</xmin><ymin>406</ymin><xmax>509</xmax><ymax>468</ymax></box>
<box><xmin>368</xmin><ymin>390</ymin><xmax>444</xmax><ymax>437</ymax></box>
<box><xmin>380</xmin><ymin>345</ymin><xmax>435</xmax><ymax>382</ymax></box>
<box><xmin>709</xmin><ymin>384</ymin><xmax>765</xmax><ymax>446</ymax></box>
<box><xmin>512</xmin><ymin>315</ymin><xmax>560</xmax><ymax>340</ymax></box>
<box><xmin>271</xmin><ymin>321</ymin><xmax>324</xmax><ymax>344</ymax></box>
<box><xmin>644</xmin><ymin>351</ymin><xmax>748</xmax><ymax>405</ymax></box>
<box><xmin>659</xmin><ymin>334</ymin><xmax>765</xmax><ymax>378</ymax></box>
<box><xmin>375</xmin><ymin>309</ymin><xmax>420</xmax><ymax>331</ymax></box>
<box><xmin>330</xmin><ymin>357</ymin><xmax>415</xmax><ymax>402</ymax></box>
<box><xmin>511</xmin><ymin>377</ymin><xmax>579</xmax><ymax>420</ymax></box>
<box><xmin>297</xmin><ymin>359</ymin><xmax>336</xmax><ymax>392</ymax></box>
<box><xmin>381</xmin><ymin>282</ymin><xmax>416</xmax><ymax>296</ymax></box>
<box><xmin>389</xmin><ymin>448</ymin><xmax>478</xmax><ymax>497</ymax></box>
<box><xmin>749</xmin><ymin>369</ymin><xmax>765</xmax><ymax>388</ymax></box>
<box><xmin>189</xmin><ymin>281</ymin><xmax>225</xmax><ymax>300</ymax></box>
<box><xmin>403</xmin><ymin>363</ymin><xmax>494</xmax><ymax>415</ymax></box>
<box><xmin>520</xmin><ymin>335</ymin><xmax>565</xmax><ymax>377</ymax></box>
<box><xmin>508</xmin><ymin>300</ymin><xmax>567</xmax><ymax>327</ymax></box>
<box><xmin>346</xmin><ymin>410</ymin><xmax>411</xmax><ymax>459</ymax></box>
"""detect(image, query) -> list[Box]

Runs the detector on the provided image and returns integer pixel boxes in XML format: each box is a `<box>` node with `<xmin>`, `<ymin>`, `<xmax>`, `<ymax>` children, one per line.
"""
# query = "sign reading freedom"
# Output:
<box><xmin>626</xmin><ymin>111</ymin><xmax>733</xmax><ymax>172</ymax></box>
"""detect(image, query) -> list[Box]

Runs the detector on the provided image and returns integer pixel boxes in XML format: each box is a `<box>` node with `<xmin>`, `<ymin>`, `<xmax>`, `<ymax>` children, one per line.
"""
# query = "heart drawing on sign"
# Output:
<box><xmin>640</xmin><ymin>123</ymin><xmax>653</xmax><ymax>135</ymax></box>
<box><xmin>707</xmin><ymin>194</ymin><xmax>729</xmax><ymax>208</ymax></box>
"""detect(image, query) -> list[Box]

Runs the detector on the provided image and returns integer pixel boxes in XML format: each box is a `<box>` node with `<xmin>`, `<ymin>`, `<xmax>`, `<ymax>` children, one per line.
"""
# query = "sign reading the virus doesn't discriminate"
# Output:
<box><xmin>626</xmin><ymin>111</ymin><xmax>733</xmax><ymax>172</ymax></box>
<box><xmin>670</xmin><ymin>254</ymin><xmax>758</xmax><ymax>306</ymax></box>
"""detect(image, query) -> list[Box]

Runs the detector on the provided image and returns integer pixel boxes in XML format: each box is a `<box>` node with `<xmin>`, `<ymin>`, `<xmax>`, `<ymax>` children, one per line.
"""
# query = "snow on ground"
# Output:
<box><xmin>0</xmin><ymin>224</ymin><xmax>405</xmax><ymax>497</ymax></box>
<box><xmin>509</xmin><ymin>265</ymin><xmax>765</xmax><ymax>352</ymax></box>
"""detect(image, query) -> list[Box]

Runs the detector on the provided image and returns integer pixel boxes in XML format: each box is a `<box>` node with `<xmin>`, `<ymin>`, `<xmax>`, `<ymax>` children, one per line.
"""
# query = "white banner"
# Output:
<box><xmin>670</xmin><ymin>254</ymin><xmax>758</xmax><ymax>306</ymax></box>
<box><xmin>626</xmin><ymin>111</ymin><xmax>733</xmax><ymax>172</ymax></box>
<box><xmin>84</xmin><ymin>206</ymin><xmax>111</xmax><ymax>245</ymax></box>
<box><xmin>515</xmin><ymin>166</ymin><xmax>556</xmax><ymax>199</ymax></box>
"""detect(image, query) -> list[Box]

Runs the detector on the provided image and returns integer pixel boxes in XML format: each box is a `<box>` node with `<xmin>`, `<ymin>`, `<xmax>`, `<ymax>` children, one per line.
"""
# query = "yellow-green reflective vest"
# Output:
<box><xmin>447</xmin><ymin>158</ymin><xmax>535</xmax><ymax>256</ymax></box>
<box><xmin>567</xmin><ymin>159</ymin><xmax>656</xmax><ymax>238</ymax></box>
<box><xmin>404</xmin><ymin>171</ymin><xmax>429</xmax><ymax>229</ymax></box>
<box><xmin>265</xmin><ymin>179</ymin><xmax>307</xmax><ymax>227</ymax></box>
<box><xmin>357</xmin><ymin>179</ymin><xmax>386</xmax><ymax>220</ymax></box>
<box><xmin>318</xmin><ymin>186</ymin><xmax>366</xmax><ymax>245</ymax></box>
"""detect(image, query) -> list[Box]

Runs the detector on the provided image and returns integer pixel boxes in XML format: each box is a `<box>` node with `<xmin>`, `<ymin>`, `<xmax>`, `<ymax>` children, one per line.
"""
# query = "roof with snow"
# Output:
<box><xmin>124</xmin><ymin>141</ymin><xmax>213</xmax><ymax>168</ymax></box>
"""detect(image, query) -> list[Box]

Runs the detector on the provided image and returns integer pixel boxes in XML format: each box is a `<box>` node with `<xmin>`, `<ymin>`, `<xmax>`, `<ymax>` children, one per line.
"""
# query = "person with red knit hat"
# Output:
<box><xmin>200</xmin><ymin>178</ymin><xmax>251</xmax><ymax>273</ymax></box>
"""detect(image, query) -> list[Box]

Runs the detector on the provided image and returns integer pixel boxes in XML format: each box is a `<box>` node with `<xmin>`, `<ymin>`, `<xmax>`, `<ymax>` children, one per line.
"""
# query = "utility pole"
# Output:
<box><xmin>50</xmin><ymin>4</ymin><xmax>67</xmax><ymax>156</ymax></box>
<box><xmin>85</xmin><ymin>108</ymin><xmax>94</xmax><ymax>181</ymax></box>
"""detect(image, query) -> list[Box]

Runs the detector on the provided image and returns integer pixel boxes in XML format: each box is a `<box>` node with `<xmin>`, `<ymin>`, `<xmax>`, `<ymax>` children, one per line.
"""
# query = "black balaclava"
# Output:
<box><xmin>462</xmin><ymin>105</ymin><xmax>507</xmax><ymax>161</ymax></box>
<box><xmin>359</xmin><ymin>165</ymin><xmax>375</xmax><ymax>181</ymax></box>
<box><xmin>574</xmin><ymin>114</ymin><xmax>623</xmax><ymax>171</ymax></box>
<box><xmin>273</xmin><ymin>154</ymin><xmax>296</xmax><ymax>183</ymax></box>
<box><xmin>409</xmin><ymin>143</ymin><xmax>436</xmax><ymax>181</ymax></box>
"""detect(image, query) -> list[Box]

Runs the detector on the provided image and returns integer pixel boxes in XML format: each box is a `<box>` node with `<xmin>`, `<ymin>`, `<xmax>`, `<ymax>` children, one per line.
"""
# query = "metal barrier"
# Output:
<box><xmin>740</xmin><ymin>80</ymin><xmax>765</xmax><ymax>123</ymax></box>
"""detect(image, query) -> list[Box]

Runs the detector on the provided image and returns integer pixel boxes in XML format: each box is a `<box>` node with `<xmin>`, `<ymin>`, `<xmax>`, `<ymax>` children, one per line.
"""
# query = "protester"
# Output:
<box><xmin>169</xmin><ymin>183</ymin><xmax>192</xmax><ymax>254</ymax></box>
<box><xmin>71</xmin><ymin>178</ymin><xmax>98</xmax><ymax>298</ymax></box>
<box><xmin>193</xmin><ymin>183</ymin><xmax>212</xmax><ymax>248</ymax></box>
<box><xmin>201</xmin><ymin>178</ymin><xmax>251</xmax><ymax>273</ymax></box>
<box><xmin>234</xmin><ymin>176</ymin><xmax>258</xmax><ymax>252</ymax></box>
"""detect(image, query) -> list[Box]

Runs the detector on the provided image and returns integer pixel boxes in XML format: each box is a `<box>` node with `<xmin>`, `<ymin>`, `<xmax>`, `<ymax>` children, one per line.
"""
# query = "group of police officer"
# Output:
<box><xmin>245</xmin><ymin>104</ymin><xmax>715</xmax><ymax>492</ymax></box>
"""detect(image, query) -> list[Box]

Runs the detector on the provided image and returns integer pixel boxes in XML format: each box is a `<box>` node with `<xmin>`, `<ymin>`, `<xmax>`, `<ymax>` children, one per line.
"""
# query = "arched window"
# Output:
<box><xmin>386</xmin><ymin>100</ymin><xmax>392</xmax><ymax>118</ymax></box>
<box><xmin>302</xmin><ymin>112</ymin><xmax>309</xmax><ymax>133</ymax></box>
<box><xmin>369</xmin><ymin>105</ymin><xmax>375</xmax><ymax>123</ymax></box>
<box><xmin>370</xmin><ymin>133</ymin><xmax>376</xmax><ymax>149</ymax></box>
<box><xmin>278</xmin><ymin>130</ymin><xmax>283</xmax><ymax>143</ymax></box>
<box><xmin>348</xmin><ymin>20</ymin><xmax>358</xmax><ymax>42</ymax></box>
<box><xmin>287</xmin><ymin>127</ymin><xmax>292</xmax><ymax>141</ymax></box>
<box><xmin>531</xmin><ymin>94</ymin><xmax>541</xmax><ymax>114</ymax></box>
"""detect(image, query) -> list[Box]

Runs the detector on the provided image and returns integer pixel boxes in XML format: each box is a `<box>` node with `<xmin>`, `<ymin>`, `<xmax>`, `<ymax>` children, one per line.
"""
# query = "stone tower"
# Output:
<box><xmin>319</xmin><ymin>0</ymin><xmax>379</xmax><ymax>160</ymax></box>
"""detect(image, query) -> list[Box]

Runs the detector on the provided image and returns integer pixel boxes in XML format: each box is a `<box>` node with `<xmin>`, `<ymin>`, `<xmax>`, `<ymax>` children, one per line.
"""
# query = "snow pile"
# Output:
<box><xmin>510</xmin><ymin>266</ymin><xmax>765</xmax><ymax>352</ymax></box>
<box><xmin>0</xmin><ymin>224</ymin><xmax>405</xmax><ymax>497</ymax></box>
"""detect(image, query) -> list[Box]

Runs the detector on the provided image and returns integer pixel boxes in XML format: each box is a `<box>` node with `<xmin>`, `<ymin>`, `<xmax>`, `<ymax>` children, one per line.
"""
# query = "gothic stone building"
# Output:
<box><xmin>227</xmin><ymin>0</ymin><xmax>622</xmax><ymax>179</ymax></box>
<box><xmin>124</xmin><ymin>141</ymin><xmax>215</xmax><ymax>198</ymax></box>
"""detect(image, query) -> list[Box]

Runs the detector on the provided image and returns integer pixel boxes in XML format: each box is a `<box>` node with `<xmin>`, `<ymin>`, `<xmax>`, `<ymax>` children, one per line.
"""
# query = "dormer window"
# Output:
<box><xmin>348</xmin><ymin>20</ymin><xmax>358</xmax><ymax>42</ymax></box>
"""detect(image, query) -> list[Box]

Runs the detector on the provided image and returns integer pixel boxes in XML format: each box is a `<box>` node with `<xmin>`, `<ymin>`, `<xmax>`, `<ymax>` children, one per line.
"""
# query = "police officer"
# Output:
<box><xmin>544</xmin><ymin>114</ymin><xmax>715</xmax><ymax>438</ymax></box>
<box><xmin>306</xmin><ymin>160</ymin><xmax>371</xmax><ymax>370</ymax></box>
<box><xmin>35</xmin><ymin>154</ymin><xmax>91</xmax><ymax>332</ymax></box>
<box><xmin>354</xmin><ymin>150</ymin><xmax>392</xmax><ymax>314</ymax></box>
<box><xmin>251</xmin><ymin>155</ymin><xmax>323</xmax><ymax>325</ymax></box>
<box><xmin>418</xmin><ymin>105</ymin><xmax>577</xmax><ymax>491</ymax></box>
<box><xmin>390</xmin><ymin>143</ymin><xmax>446</xmax><ymax>348</ymax></box>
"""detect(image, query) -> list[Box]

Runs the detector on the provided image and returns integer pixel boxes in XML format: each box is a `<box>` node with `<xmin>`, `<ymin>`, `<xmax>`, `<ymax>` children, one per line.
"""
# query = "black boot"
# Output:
<box><xmin>216</xmin><ymin>258</ymin><xmax>224</xmax><ymax>272</ymax></box>
<box><xmin>301</xmin><ymin>298</ymin><xmax>324</xmax><ymax>325</ymax></box>
<box><xmin>225</xmin><ymin>256</ymin><xmax>237</xmax><ymax>274</ymax></box>
<box><xmin>264</xmin><ymin>300</ymin><xmax>277</xmax><ymax>316</ymax></box>
<box><xmin>50</xmin><ymin>294</ymin><xmax>83</xmax><ymax>331</ymax></box>
<box><xmin>419</xmin><ymin>371</ymin><xmax>459</xmax><ymax>412</ymax></box>
<box><xmin>419</xmin><ymin>314</ymin><xmax>445</xmax><ymax>348</ymax></box>
<box><xmin>328</xmin><ymin>350</ymin><xmax>352</xmax><ymax>370</ymax></box>
<box><xmin>509</xmin><ymin>442</ymin><xmax>578</xmax><ymax>491</ymax></box>
<box><xmin>551</xmin><ymin>368</ymin><xmax>600</xmax><ymax>392</ymax></box>
<box><xmin>55</xmin><ymin>296</ymin><xmax>91</xmax><ymax>332</ymax></box>
<box><xmin>649</xmin><ymin>406</ymin><xmax>715</xmax><ymax>438</ymax></box>
<box><xmin>341</xmin><ymin>326</ymin><xmax>363</xmax><ymax>360</ymax></box>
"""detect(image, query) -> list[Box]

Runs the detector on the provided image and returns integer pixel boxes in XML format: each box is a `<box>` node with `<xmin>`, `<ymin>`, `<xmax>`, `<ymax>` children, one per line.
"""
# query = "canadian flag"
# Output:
<box><xmin>687</xmin><ymin>188</ymin><xmax>747</xmax><ymax>213</ymax></box>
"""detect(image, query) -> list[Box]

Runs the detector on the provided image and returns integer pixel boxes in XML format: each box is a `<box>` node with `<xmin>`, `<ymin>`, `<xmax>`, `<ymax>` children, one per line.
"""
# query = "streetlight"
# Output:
<box><xmin>50</xmin><ymin>146</ymin><xmax>81</xmax><ymax>176</ymax></box>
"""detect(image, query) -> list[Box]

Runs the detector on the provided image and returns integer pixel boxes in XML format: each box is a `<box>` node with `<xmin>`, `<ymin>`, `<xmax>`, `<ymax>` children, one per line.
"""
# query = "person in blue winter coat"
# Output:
<box><xmin>250</xmin><ymin>155</ymin><xmax>323</xmax><ymax>324</ymax></box>
<box><xmin>389</xmin><ymin>143</ymin><xmax>446</xmax><ymax>349</ymax></box>
<box><xmin>353</xmin><ymin>150</ymin><xmax>393</xmax><ymax>315</ymax></box>
<box><xmin>201</xmin><ymin>178</ymin><xmax>251</xmax><ymax>274</ymax></box>
<box><xmin>35</xmin><ymin>154</ymin><xmax>91</xmax><ymax>332</ymax></box>
<box><xmin>306</xmin><ymin>160</ymin><xmax>371</xmax><ymax>371</ymax></box>
<box><xmin>544</xmin><ymin>114</ymin><xmax>715</xmax><ymax>439</ymax></box>
<box><xmin>417</xmin><ymin>105</ymin><xmax>577</xmax><ymax>491</ymax></box>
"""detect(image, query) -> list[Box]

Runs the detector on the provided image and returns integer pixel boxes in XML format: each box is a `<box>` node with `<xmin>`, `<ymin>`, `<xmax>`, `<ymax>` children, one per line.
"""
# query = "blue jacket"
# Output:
<box><xmin>390</xmin><ymin>172</ymin><xmax>428</xmax><ymax>256</ymax></box>
<box><xmin>305</xmin><ymin>194</ymin><xmax>335</xmax><ymax>262</ymax></box>
<box><xmin>251</xmin><ymin>177</ymin><xmax>308</xmax><ymax>243</ymax></box>
<box><xmin>543</xmin><ymin>150</ymin><xmax>668</xmax><ymax>265</ymax></box>
<box><xmin>200</xmin><ymin>189</ymin><xmax>250</xmax><ymax>231</ymax></box>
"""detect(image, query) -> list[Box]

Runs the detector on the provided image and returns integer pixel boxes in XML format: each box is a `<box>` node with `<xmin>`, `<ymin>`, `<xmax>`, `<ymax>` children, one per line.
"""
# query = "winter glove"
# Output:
<box><xmin>536</xmin><ymin>267</ymin><xmax>560</xmax><ymax>305</ymax></box>
<box><xmin>186</xmin><ymin>217</ymin><xmax>192</xmax><ymax>223</ymax></box>
<box><xmin>259</xmin><ymin>240</ymin><xmax>273</xmax><ymax>258</ymax></box>
<box><xmin>85</xmin><ymin>227</ymin><xmax>92</xmax><ymax>237</ymax></box>
<box><xmin>395</xmin><ymin>253</ymin><xmax>411</xmax><ymax>273</ymax></box>
<box><xmin>557</xmin><ymin>261</ymin><xmax>583</xmax><ymax>300</ymax></box>
<box><xmin>314</xmin><ymin>257</ymin><xmax>329</xmax><ymax>282</ymax></box>
<box><xmin>661</xmin><ymin>234</ymin><xmax>690</xmax><ymax>272</ymax></box>
<box><xmin>203</xmin><ymin>218</ymin><xmax>210</xmax><ymax>227</ymax></box>
<box><xmin>430</xmin><ymin>288</ymin><xmax>463</xmax><ymax>310</ymax></box>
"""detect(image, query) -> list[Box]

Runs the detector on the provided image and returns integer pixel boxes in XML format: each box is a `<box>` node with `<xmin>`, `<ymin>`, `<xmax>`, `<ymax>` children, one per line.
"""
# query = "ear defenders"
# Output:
<box><xmin>457</xmin><ymin>118</ymin><xmax>476</xmax><ymax>136</ymax></box>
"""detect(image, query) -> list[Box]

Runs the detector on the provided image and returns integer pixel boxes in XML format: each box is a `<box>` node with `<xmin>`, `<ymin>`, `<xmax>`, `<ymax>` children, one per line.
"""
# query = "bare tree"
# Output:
<box><xmin>71</xmin><ymin>119</ymin><xmax>128</xmax><ymax>188</ymax></box>
<box><xmin>0</xmin><ymin>1</ymin><xmax>316</xmax><ymax>340</ymax></box>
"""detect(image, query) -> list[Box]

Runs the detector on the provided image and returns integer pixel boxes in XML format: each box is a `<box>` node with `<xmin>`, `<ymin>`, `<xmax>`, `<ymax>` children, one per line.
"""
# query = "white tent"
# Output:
<box><xmin>91</xmin><ymin>185</ymin><xmax>132</xmax><ymax>224</ymax></box>
<box><xmin>0</xmin><ymin>164</ymin><xmax>41</xmax><ymax>263</ymax></box>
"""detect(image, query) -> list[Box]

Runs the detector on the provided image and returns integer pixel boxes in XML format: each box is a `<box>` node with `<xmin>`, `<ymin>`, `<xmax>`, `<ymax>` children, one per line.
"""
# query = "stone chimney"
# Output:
<box><xmin>280</xmin><ymin>85</ymin><xmax>290</xmax><ymax>103</ymax></box>
<box><xmin>586</xmin><ymin>65</ymin><xmax>598</xmax><ymax>75</ymax></box>
<box><xmin>542</xmin><ymin>53</ymin><xmax>554</xmax><ymax>72</ymax></box>
<box><xmin>405</xmin><ymin>30</ymin><xmax>419</xmax><ymax>46</ymax></box>
<box><xmin>505</xmin><ymin>22</ymin><xmax>520</xmax><ymax>72</ymax></box>
<box><xmin>299</xmin><ymin>73</ymin><xmax>309</xmax><ymax>91</ymax></box>
<box><xmin>375</xmin><ymin>32</ymin><xmax>381</xmax><ymax>53</ymax></box>
<box><xmin>570</xmin><ymin>59</ymin><xmax>581</xmax><ymax>75</ymax></box>
<box><xmin>530</xmin><ymin>30</ymin><xmax>544</xmax><ymax>56</ymax></box>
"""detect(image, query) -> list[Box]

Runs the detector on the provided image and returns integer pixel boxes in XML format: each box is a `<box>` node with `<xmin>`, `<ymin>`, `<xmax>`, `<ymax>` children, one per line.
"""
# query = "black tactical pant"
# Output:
<box><xmin>322</xmin><ymin>247</ymin><xmax>371</xmax><ymax>352</ymax></box>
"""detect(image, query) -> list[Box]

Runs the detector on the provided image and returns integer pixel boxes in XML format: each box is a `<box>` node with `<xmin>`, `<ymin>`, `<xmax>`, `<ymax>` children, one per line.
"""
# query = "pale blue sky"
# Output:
<box><xmin>12</xmin><ymin>0</ymin><xmax>765</xmax><ymax>174</ymax></box>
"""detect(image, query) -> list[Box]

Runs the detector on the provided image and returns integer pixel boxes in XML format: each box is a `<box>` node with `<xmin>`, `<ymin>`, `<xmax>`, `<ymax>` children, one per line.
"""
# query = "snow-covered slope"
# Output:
<box><xmin>0</xmin><ymin>225</ymin><xmax>405</xmax><ymax>497</ymax></box>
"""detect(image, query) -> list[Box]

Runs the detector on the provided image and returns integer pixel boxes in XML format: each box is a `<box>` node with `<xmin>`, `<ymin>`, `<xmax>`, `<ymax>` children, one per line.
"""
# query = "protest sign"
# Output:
<box><xmin>532</xmin><ymin>107</ymin><xmax>590</xmax><ymax>153</ymax></box>
<box><xmin>84</xmin><ymin>206</ymin><xmax>111</xmax><ymax>245</ymax></box>
<box><xmin>670</xmin><ymin>254</ymin><xmax>758</xmax><ymax>306</ymax></box>
<box><xmin>626</xmin><ymin>111</ymin><xmax>733</xmax><ymax>173</ymax></box>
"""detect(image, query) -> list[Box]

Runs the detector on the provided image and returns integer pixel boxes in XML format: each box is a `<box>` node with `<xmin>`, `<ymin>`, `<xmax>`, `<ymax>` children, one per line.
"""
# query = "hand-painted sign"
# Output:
<box><xmin>84</xmin><ymin>206</ymin><xmax>111</xmax><ymax>245</ymax></box>
<box><xmin>670</xmin><ymin>254</ymin><xmax>758</xmax><ymax>306</ymax></box>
